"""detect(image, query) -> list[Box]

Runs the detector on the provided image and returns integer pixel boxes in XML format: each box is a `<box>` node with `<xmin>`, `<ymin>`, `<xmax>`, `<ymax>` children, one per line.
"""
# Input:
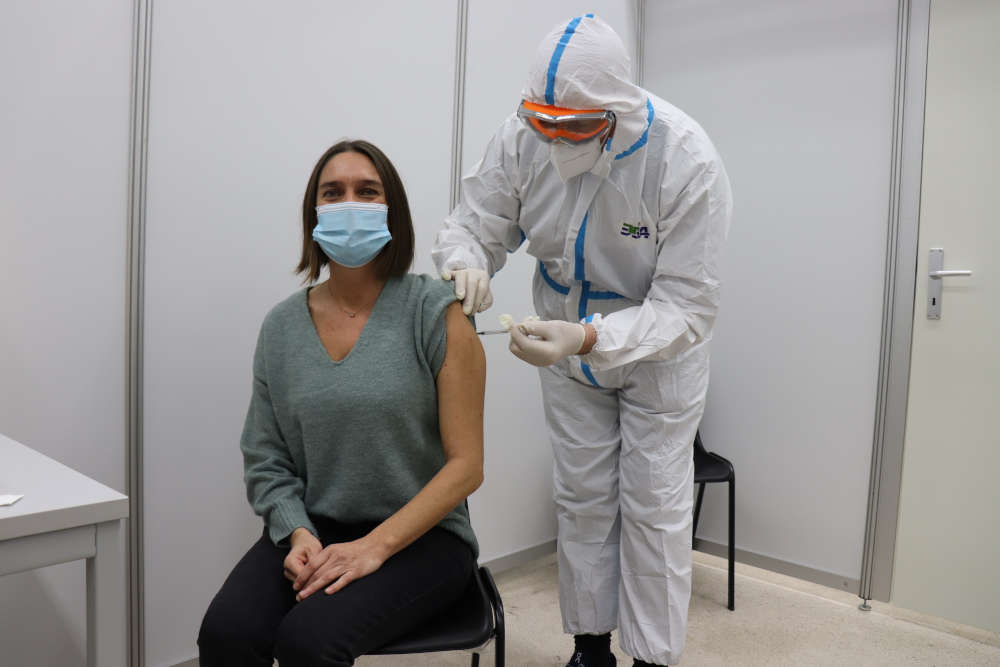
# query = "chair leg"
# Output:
<box><xmin>479</xmin><ymin>566</ymin><xmax>505</xmax><ymax>667</ymax></box>
<box><xmin>496</xmin><ymin>620</ymin><xmax>505</xmax><ymax>667</ymax></box>
<box><xmin>727</xmin><ymin>474</ymin><xmax>735</xmax><ymax>611</ymax></box>
<box><xmin>471</xmin><ymin>651</ymin><xmax>480</xmax><ymax>667</ymax></box>
<box><xmin>693</xmin><ymin>482</ymin><xmax>706</xmax><ymax>542</ymax></box>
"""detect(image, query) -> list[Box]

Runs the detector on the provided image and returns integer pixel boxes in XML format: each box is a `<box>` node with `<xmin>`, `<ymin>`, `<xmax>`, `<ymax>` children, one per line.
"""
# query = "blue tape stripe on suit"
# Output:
<box><xmin>615</xmin><ymin>99</ymin><xmax>655</xmax><ymax>160</ymax></box>
<box><xmin>581</xmin><ymin>361</ymin><xmax>601</xmax><ymax>387</ymax></box>
<box><xmin>574</xmin><ymin>212</ymin><xmax>589</xmax><ymax>281</ymax></box>
<box><xmin>545</xmin><ymin>16</ymin><xmax>585</xmax><ymax>104</ymax></box>
<box><xmin>538</xmin><ymin>261</ymin><xmax>570</xmax><ymax>295</ymax></box>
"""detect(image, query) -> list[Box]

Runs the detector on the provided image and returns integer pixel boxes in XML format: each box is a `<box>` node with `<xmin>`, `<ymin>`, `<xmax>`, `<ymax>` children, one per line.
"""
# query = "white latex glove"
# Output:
<box><xmin>441</xmin><ymin>268</ymin><xmax>493</xmax><ymax>315</ymax></box>
<box><xmin>509</xmin><ymin>319</ymin><xmax>586</xmax><ymax>367</ymax></box>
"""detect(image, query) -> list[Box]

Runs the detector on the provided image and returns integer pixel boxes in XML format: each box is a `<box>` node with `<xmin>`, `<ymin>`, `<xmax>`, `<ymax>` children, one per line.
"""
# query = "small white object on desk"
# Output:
<box><xmin>0</xmin><ymin>494</ymin><xmax>24</xmax><ymax>506</ymax></box>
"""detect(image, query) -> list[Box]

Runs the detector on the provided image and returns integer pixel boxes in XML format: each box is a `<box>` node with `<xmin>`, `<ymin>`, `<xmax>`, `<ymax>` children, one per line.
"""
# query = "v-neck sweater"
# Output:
<box><xmin>240</xmin><ymin>273</ymin><xmax>477</xmax><ymax>556</ymax></box>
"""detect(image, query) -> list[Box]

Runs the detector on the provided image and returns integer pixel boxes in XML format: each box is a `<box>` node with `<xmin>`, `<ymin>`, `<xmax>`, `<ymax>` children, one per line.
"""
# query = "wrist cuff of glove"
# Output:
<box><xmin>579</xmin><ymin>313</ymin><xmax>604</xmax><ymax>353</ymax></box>
<box><xmin>576</xmin><ymin>322</ymin><xmax>596</xmax><ymax>355</ymax></box>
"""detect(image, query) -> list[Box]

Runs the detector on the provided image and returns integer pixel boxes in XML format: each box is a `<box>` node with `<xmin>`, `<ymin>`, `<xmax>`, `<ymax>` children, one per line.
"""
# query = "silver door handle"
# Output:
<box><xmin>927</xmin><ymin>248</ymin><xmax>972</xmax><ymax>319</ymax></box>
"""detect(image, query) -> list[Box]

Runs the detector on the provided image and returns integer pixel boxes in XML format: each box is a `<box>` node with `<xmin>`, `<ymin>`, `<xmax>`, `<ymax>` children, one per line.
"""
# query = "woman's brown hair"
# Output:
<box><xmin>297</xmin><ymin>140</ymin><xmax>415</xmax><ymax>282</ymax></box>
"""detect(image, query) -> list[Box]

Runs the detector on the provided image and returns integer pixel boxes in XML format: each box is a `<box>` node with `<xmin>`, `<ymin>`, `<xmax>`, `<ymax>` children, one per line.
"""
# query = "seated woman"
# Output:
<box><xmin>198</xmin><ymin>139</ymin><xmax>486</xmax><ymax>666</ymax></box>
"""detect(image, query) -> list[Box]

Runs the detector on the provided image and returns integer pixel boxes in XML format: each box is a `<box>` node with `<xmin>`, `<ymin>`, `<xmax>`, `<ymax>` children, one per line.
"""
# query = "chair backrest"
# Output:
<box><xmin>694</xmin><ymin>429</ymin><xmax>707</xmax><ymax>455</ymax></box>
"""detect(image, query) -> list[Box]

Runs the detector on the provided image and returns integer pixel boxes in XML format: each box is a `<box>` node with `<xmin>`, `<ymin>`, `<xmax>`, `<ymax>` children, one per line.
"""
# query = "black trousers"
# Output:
<box><xmin>198</xmin><ymin>517</ymin><xmax>475</xmax><ymax>666</ymax></box>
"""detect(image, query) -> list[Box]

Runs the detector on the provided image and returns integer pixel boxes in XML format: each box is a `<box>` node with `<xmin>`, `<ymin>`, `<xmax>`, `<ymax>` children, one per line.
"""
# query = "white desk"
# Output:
<box><xmin>0</xmin><ymin>433</ymin><xmax>129</xmax><ymax>667</ymax></box>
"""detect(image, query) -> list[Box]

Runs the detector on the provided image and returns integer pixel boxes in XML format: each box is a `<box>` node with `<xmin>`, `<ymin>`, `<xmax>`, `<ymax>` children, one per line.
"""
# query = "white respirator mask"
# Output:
<box><xmin>549</xmin><ymin>139</ymin><xmax>605</xmax><ymax>182</ymax></box>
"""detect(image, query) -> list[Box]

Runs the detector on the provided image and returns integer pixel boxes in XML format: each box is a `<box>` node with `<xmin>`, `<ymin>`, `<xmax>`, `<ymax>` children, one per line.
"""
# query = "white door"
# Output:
<box><xmin>892</xmin><ymin>0</ymin><xmax>1000</xmax><ymax>633</ymax></box>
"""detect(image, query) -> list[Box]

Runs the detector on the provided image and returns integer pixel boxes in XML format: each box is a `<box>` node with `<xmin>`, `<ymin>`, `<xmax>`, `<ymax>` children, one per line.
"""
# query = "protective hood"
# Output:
<box><xmin>521</xmin><ymin>14</ymin><xmax>650</xmax><ymax>162</ymax></box>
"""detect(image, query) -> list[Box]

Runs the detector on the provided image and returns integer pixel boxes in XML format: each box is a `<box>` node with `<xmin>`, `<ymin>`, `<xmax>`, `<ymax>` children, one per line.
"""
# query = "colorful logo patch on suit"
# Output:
<box><xmin>620</xmin><ymin>223</ymin><xmax>650</xmax><ymax>239</ymax></box>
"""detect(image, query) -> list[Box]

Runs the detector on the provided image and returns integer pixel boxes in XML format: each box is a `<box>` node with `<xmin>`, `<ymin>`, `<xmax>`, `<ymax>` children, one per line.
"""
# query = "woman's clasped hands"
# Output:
<box><xmin>283</xmin><ymin>527</ymin><xmax>388</xmax><ymax>601</ymax></box>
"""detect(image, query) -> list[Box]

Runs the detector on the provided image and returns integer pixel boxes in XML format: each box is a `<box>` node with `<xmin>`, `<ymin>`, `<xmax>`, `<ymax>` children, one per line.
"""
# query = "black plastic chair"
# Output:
<box><xmin>692</xmin><ymin>430</ymin><xmax>735</xmax><ymax>611</ymax></box>
<box><xmin>367</xmin><ymin>565</ymin><xmax>505</xmax><ymax>666</ymax></box>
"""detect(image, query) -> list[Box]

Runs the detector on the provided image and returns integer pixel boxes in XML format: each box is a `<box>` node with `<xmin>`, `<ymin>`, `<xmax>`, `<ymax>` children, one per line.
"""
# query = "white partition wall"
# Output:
<box><xmin>643</xmin><ymin>0</ymin><xmax>899</xmax><ymax>588</ymax></box>
<box><xmin>0</xmin><ymin>1</ymin><xmax>132</xmax><ymax>665</ymax></box>
<box><xmin>461</xmin><ymin>0</ymin><xmax>638</xmax><ymax>569</ymax></box>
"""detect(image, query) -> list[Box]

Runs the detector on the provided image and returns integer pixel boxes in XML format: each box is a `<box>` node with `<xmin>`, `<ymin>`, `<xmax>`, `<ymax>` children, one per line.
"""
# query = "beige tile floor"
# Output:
<box><xmin>356</xmin><ymin>550</ymin><xmax>1000</xmax><ymax>667</ymax></box>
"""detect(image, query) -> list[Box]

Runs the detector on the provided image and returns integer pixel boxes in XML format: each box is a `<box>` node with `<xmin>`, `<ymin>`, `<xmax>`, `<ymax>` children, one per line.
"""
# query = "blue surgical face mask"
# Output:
<box><xmin>312</xmin><ymin>202</ymin><xmax>392</xmax><ymax>268</ymax></box>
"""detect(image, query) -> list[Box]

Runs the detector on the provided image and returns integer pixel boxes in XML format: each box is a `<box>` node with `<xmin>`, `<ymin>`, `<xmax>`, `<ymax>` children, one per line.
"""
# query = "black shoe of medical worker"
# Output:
<box><xmin>566</xmin><ymin>633</ymin><xmax>615</xmax><ymax>667</ymax></box>
<box><xmin>566</xmin><ymin>651</ymin><xmax>616</xmax><ymax>667</ymax></box>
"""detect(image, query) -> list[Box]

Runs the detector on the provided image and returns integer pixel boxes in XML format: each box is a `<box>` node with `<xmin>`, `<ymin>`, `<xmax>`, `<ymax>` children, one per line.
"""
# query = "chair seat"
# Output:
<box><xmin>370</xmin><ymin>566</ymin><xmax>495</xmax><ymax>655</ymax></box>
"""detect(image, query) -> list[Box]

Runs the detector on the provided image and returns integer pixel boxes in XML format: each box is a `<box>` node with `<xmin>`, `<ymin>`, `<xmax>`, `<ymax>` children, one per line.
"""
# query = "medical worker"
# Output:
<box><xmin>433</xmin><ymin>14</ymin><xmax>732</xmax><ymax>667</ymax></box>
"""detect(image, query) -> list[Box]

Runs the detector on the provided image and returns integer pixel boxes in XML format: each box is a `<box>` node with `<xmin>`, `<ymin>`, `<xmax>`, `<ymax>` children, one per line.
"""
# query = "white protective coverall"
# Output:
<box><xmin>432</xmin><ymin>14</ymin><xmax>732</xmax><ymax>666</ymax></box>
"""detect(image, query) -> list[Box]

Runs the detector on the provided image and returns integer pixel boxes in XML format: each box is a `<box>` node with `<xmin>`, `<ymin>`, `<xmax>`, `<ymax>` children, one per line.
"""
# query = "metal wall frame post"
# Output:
<box><xmin>126</xmin><ymin>0</ymin><xmax>153</xmax><ymax>662</ymax></box>
<box><xmin>449</xmin><ymin>0</ymin><xmax>470</xmax><ymax>212</ymax></box>
<box><xmin>859</xmin><ymin>0</ymin><xmax>930</xmax><ymax>606</ymax></box>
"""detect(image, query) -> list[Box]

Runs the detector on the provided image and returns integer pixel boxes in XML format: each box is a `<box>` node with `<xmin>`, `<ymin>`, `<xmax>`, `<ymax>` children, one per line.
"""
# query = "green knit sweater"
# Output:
<box><xmin>240</xmin><ymin>273</ymin><xmax>478</xmax><ymax>556</ymax></box>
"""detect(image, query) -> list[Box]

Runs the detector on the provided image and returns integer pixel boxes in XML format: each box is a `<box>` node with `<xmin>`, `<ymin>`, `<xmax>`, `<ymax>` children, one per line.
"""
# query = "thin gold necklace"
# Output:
<box><xmin>327</xmin><ymin>282</ymin><xmax>367</xmax><ymax>318</ymax></box>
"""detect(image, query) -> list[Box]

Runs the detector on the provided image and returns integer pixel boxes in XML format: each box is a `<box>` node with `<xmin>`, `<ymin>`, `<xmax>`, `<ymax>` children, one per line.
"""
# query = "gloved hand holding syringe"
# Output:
<box><xmin>477</xmin><ymin>314</ymin><xmax>596</xmax><ymax>367</ymax></box>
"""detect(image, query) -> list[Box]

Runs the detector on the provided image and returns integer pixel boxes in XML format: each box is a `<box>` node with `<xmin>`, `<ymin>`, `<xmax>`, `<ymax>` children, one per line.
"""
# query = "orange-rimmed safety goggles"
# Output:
<box><xmin>517</xmin><ymin>100</ymin><xmax>615</xmax><ymax>145</ymax></box>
